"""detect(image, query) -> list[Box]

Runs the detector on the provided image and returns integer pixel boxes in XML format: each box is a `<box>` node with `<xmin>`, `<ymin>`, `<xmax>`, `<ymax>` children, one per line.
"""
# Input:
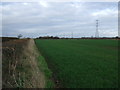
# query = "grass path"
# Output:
<box><xmin>23</xmin><ymin>39</ymin><xmax>45</xmax><ymax>88</ymax></box>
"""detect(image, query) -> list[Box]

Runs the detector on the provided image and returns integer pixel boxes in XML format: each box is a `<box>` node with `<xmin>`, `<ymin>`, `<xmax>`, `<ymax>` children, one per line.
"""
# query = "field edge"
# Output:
<box><xmin>34</xmin><ymin>39</ymin><xmax>55</xmax><ymax>88</ymax></box>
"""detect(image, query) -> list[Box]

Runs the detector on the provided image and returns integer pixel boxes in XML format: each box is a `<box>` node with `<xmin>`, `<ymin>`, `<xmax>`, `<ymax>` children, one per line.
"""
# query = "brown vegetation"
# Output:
<box><xmin>2</xmin><ymin>39</ymin><xmax>45</xmax><ymax>88</ymax></box>
<box><xmin>1</xmin><ymin>37</ymin><xmax>18</xmax><ymax>42</ymax></box>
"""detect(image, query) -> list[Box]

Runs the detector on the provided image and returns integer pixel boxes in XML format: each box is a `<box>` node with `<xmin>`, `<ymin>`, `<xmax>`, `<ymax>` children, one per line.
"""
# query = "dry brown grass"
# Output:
<box><xmin>2</xmin><ymin>39</ymin><xmax>45</xmax><ymax>88</ymax></box>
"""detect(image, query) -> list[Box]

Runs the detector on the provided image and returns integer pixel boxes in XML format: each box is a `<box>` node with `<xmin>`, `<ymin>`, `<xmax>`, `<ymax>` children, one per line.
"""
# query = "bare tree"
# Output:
<box><xmin>18</xmin><ymin>34</ymin><xmax>23</xmax><ymax>39</ymax></box>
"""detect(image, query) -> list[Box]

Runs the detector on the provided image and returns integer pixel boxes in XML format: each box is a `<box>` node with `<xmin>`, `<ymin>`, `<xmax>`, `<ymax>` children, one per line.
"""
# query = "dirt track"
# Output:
<box><xmin>23</xmin><ymin>39</ymin><xmax>45</xmax><ymax>88</ymax></box>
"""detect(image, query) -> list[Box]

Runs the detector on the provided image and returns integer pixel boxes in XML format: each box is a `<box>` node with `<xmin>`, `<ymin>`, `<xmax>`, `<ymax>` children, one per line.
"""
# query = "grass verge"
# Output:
<box><xmin>37</xmin><ymin>49</ymin><xmax>54</xmax><ymax>88</ymax></box>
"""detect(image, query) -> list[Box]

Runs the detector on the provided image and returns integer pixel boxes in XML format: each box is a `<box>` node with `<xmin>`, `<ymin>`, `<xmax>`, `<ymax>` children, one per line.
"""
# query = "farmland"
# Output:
<box><xmin>35</xmin><ymin>39</ymin><xmax>118</xmax><ymax>88</ymax></box>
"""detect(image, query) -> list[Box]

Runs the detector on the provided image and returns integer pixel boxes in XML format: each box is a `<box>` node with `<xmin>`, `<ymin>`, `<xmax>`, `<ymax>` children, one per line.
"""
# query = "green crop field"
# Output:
<box><xmin>35</xmin><ymin>39</ymin><xmax>118</xmax><ymax>88</ymax></box>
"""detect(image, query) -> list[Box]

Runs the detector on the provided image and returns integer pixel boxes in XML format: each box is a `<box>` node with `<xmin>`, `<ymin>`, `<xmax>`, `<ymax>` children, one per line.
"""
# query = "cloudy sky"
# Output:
<box><xmin>1</xmin><ymin>1</ymin><xmax>118</xmax><ymax>38</ymax></box>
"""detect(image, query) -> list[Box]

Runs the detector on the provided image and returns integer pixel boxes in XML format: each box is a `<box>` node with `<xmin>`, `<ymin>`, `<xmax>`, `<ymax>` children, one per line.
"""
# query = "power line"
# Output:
<box><xmin>95</xmin><ymin>20</ymin><xmax>99</xmax><ymax>38</ymax></box>
<box><xmin>71</xmin><ymin>32</ymin><xmax>73</xmax><ymax>38</ymax></box>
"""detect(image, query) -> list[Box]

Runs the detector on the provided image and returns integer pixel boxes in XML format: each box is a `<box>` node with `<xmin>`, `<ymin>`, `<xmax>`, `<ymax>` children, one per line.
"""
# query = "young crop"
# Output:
<box><xmin>35</xmin><ymin>39</ymin><xmax>118</xmax><ymax>88</ymax></box>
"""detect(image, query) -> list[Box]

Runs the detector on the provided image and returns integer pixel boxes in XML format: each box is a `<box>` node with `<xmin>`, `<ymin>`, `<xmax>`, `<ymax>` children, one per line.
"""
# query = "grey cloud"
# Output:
<box><xmin>1</xmin><ymin>2</ymin><xmax>118</xmax><ymax>38</ymax></box>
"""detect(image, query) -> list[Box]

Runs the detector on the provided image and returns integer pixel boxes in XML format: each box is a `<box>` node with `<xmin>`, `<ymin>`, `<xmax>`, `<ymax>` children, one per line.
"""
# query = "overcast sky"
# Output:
<box><xmin>1</xmin><ymin>2</ymin><xmax>118</xmax><ymax>38</ymax></box>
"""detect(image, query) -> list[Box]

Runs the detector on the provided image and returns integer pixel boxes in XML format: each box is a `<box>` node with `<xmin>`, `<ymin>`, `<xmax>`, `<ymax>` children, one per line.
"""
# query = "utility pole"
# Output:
<box><xmin>95</xmin><ymin>20</ymin><xmax>99</xmax><ymax>38</ymax></box>
<box><xmin>71</xmin><ymin>32</ymin><xmax>73</xmax><ymax>38</ymax></box>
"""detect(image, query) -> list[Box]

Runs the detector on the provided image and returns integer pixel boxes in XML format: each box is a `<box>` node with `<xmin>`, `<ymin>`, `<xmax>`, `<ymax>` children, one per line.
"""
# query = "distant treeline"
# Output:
<box><xmin>36</xmin><ymin>36</ymin><xmax>120</xmax><ymax>39</ymax></box>
<box><xmin>1</xmin><ymin>36</ymin><xmax>120</xmax><ymax>41</ymax></box>
<box><xmin>36</xmin><ymin>36</ymin><xmax>59</xmax><ymax>39</ymax></box>
<box><xmin>80</xmin><ymin>36</ymin><xmax>120</xmax><ymax>39</ymax></box>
